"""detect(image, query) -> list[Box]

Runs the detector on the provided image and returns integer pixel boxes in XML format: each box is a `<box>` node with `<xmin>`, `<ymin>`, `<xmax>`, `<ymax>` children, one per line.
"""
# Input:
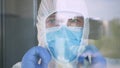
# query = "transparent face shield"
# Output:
<box><xmin>45</xmin><ymin>11</ymin><xmax>84</xmax><ymax>63</ymax></box>
<box><xmin>46</xmin><ymin>11</ymin><xmax>84</xmax><ymax>29</ymax></box>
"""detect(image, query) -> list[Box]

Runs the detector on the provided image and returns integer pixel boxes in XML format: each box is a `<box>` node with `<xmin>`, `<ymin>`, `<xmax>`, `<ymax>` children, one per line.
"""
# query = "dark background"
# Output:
<box><xmin>0</xmin><ymin>0</ymin><xmax>41</xmax><ymax>68</ymax></box>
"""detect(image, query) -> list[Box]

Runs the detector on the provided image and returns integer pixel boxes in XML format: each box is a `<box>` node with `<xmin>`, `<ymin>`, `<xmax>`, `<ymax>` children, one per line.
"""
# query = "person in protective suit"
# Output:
<box><xmin>21</xmin><ymin>0</ymin><xmax>106</xmax><ymax>68</ymax></box>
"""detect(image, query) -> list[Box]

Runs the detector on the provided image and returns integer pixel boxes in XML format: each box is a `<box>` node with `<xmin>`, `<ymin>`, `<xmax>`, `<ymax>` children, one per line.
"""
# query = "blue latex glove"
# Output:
<box><xmin>78</xmin><ymin>45</ymin><xmax>106</xmax><ymax>68</ymax></box>
<box><xmin>22</xmin><ymin>46</ymin><xmax>51</xmax><ymax>68</ymax></box>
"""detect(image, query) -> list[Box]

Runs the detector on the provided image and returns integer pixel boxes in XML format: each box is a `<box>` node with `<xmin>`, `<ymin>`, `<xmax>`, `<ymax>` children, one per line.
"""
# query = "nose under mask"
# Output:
<box><xmin>46</xmin><ymin>27</ymin><xmax>83</xmax><ymax>63</ymax></box>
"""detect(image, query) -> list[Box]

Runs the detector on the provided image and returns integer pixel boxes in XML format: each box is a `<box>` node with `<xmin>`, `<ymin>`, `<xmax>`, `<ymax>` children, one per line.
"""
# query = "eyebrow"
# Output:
<box><xmin>48</xmin><ymin>13</ymin><xmax>56</xmax><ymax>18</ymax></box>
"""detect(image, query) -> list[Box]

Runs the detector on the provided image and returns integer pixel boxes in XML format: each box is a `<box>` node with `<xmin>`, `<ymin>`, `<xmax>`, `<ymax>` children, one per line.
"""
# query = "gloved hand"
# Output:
<box><xmin>22</xmin><ymin>46</ymin><xmax>51</xmax><ymax>68</ymax></box>
<box><xmin>78</xmin><ymin>45</ymin><xmax>106</xmax><ymax>68</ymax></box>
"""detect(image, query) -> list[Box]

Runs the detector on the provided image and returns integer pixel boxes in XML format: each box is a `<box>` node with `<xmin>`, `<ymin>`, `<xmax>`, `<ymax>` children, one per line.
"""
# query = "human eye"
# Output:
<box><xmin>67</xmin><ymin>17</ymin><xmax>84</xmax><ymax>27</ymax></box>
<box><xmin>48</xmin><ymin>19</ymin><xmax>56</xmax><ymax>24</ymax></box>
<box><xmin>46</xmin><ymin>18</ymin><xmax>60</xmax><ymax>28</ymax></box>
<box><xmin>72</xmin><ymin>19</ymin><xmax>79</xmax><ymax>23</ymax></box>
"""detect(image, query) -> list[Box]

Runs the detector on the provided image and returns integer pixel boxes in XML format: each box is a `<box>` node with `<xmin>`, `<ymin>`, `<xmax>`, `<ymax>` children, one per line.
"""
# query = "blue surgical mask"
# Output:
<box><xmin>46</xmin><ymin>26</ymin><xmax>83</xmax><ymax>63</ymax></box>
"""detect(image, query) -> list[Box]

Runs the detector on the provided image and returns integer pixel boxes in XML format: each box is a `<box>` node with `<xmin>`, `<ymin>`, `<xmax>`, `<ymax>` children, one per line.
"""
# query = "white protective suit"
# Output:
<box><xmin>12</xmin><ymin>0</ymin><xmax>90</xmax><ymax>68</ymax></box>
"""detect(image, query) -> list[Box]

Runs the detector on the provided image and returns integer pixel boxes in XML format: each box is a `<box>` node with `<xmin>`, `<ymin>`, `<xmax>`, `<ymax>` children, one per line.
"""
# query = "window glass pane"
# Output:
<box><xmin>2</xmin><ymin>0</ymin><xmax>38</xmax><ymax>68</ymax></box>
<box><xmin>86</xmin><ymin>0</ymin><xmax>120</xmax><ymax>67</ymax></box>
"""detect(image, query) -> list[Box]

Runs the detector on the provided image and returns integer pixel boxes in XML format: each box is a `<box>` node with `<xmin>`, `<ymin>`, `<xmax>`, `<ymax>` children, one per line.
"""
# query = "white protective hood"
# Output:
<box><xmin>37</xmin><ymin>0</ymin><xmax>89</xmax><ymax>56</ymax></box>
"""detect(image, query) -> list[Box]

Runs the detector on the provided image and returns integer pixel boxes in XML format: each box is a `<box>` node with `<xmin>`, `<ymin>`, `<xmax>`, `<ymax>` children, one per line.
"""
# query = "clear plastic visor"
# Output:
<box><xmin>45</xmin><ymin>11</ymin><xmax>84</xmax><ymax>28</ymax></box>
